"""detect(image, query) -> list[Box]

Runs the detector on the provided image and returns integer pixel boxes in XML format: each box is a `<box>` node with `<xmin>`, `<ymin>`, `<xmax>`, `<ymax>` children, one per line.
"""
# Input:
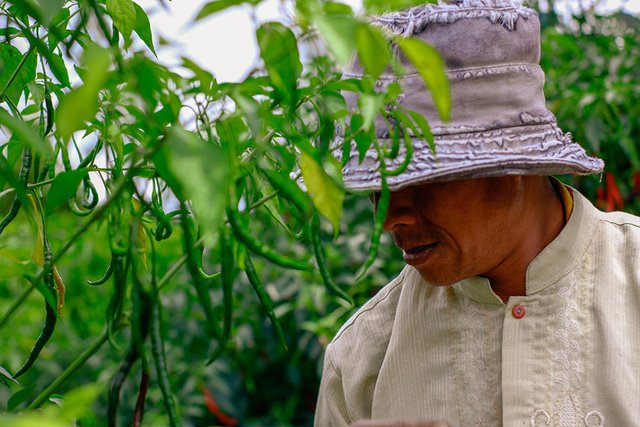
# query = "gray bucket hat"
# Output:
<box><xmin>340</xmin><ymin>0</ymin><xmax>604</xmax><ymax>191</ymax></box>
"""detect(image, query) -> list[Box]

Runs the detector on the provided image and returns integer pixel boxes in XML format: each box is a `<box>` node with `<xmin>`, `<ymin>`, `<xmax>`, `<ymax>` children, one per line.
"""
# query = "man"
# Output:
<box><xmin>315</xmin><ymin>0</ymin><xmax>640</xmax><ymax>426</ymax></box>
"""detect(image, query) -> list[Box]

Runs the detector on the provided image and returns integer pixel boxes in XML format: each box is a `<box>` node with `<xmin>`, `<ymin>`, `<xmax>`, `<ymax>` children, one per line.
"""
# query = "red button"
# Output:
<box><xmin>512</xmin><ymin>304</ymin><xmax>526</xmax><ymax>319</ymax></box>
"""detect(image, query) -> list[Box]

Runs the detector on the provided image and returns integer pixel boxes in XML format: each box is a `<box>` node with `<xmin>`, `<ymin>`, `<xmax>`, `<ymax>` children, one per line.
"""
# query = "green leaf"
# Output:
<box><xmin>34</xmin><ymin>0</ymin><xmax>64</xmax><ymax>23</ymax></box>
<box><xmin>299</xmin><ymin>153</ymin><xmax>344</xmax><ymax>233</ymax></box>
<box><xmin>8</xmin><ymin>386</ymin><xmax>36</xmax><ymax>411</ymax></box>
<box><xmin>364</xmin><ymin>0</ymin><xmax>433</xmax><ymax>14</ymax></box>
<box><xmin>132</xmin><ymin>2</ymin><xmax>157</xmax><ymax>56</ymax></box>
<box><xmin>257</xmin><ymin>22</ymin><xmax>302</xmax><ymax>106</ymax></box>
<box><xmin>315</xmin><ymin>15</ymin><xmax>358</xmax><ymax>65</ymax></box>
<box><xmin>48</xmin><ymin>53</ymin><xmax>70</xmax><ymax>87</ymax></box>
<box><xmin>0</xmin><ymin>110</ymin><xmax>53</xmax><ymax>160</ymax></box>
<box><xmin>398</xmin><ymin>37</ymin><xmax>450</xmax><ymax>121</ymax></box>
<box><xmin>0</xmin><ymin>365</ymin><xmax>18</xmax><ymax>387</ymax></box>
<box><xmin>56</xmin><ymin>46</ymin><xmax>111</xmax><ymax>140</ymax></box>
<box><xmin>45</xmin><ymin>169</ymin><xmax>89</xmax><ymax>215</ymax></box>
<box><xmin>359</xmin><ymin>93</ymin><xmax>383</xmax><ymax>131</ymax></box>
<box><xmin>0</xmin><ymin>44</ymin><xmax>36</xmax><ymax>105</ymax></box>
<box><xmin>0</xmin><ymin>28</ymin><xmax>20</xmax><ymax>37</ymax></box>
<box><xmin>43</xmin><ymin>383</ymin><xmax>103</xmax><ymax>422</ymax></box>
<box><xmin>406</xmin><ymin>109</ymin><xmax>435</xmax><ymax>153</ymax></box>
<box><xmin>195</xmin><ymin>0</ymin><xmax>252</xmax><ymax>21</ymax></box>
<box><xmin>152</xmin><ymin>128</ymin><xmax>232</xmax><ymax>245</ymax></box>
<box><xmin>355</xmin><ymin>23</ymin><xmax>390</xmax><ymax>79</ymax></box>
<box><xmin>350</xmin><ymin>114</ymin><xmax>371</xmax><ymax>163</ymax></box>
<box><xmin>106</xmin><ymin>0</ymin><xmax>136</xmax><ymax>42</ymax></box>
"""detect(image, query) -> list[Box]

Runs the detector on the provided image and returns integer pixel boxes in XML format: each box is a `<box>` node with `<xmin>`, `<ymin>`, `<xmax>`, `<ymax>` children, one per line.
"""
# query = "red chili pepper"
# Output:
<box><xmin>133</xmin><ymin>370</ymin><xmax>150</xmax><ymax>427</ymax></box>
<box><xmin>632</xmin><ymin>172</ymin><xmax>640</xmax><ymax>197</ymax></box>
<box><xmin>201</xmin><ymin>386</ymin><xmax>238</xmax><ymax>426</ymax></box>
<box><xmin>596</xmin><ymin>186</ymin><xmax>606</xmax><ymax>211</ymax></box>
<box><xmin>605</xmin><ymin>172</ymin><xmax>624</xmax><ymax>211</ymax></box>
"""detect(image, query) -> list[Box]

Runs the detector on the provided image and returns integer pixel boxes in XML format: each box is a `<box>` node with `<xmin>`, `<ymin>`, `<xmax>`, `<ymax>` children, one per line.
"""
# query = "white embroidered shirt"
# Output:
<box><xmin>314</xmin><ymin>190</ymin><xmax>640</xmax><ymax>427</ymax></box>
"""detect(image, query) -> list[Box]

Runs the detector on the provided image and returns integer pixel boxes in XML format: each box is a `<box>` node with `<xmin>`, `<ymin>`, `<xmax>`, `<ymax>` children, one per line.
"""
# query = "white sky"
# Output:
<box><xmin>136</xmin><ymin>0</ymin><xmax>640</xmax><ymax>82</ymax></box>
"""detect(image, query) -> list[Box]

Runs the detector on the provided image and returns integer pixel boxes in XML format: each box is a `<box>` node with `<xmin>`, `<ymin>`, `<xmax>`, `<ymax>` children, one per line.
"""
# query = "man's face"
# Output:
<box><xmin>381</xmin><ymin>176</ymin><xmax>525</xmax><ymax>286</ymax></box>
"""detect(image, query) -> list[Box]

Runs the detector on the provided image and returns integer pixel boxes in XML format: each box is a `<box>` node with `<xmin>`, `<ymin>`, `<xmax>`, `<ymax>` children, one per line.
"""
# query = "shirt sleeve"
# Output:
<box><xmin>314</xmin><ymin>343</ymin><xmax>352</xmax><ymax>427</ymax></box>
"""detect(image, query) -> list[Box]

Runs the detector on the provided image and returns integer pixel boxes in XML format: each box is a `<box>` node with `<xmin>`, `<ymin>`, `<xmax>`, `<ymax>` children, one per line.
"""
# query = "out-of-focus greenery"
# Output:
<box><xmin>533</xmin><ymin>0</ymin><xmax>640</xmax><ymax>214</ymax></box>
<box><xmin>0</xmin><ymin>0</ymin><xmax>638</xmax><ymax>426</ymax></box>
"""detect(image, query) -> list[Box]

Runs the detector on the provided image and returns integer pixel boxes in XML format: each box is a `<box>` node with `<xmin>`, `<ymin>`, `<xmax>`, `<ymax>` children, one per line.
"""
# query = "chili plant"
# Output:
<box><xmin>0</xmin><ymin>0</ymin><xmax>447</xmax><ymax>424</ymax></box>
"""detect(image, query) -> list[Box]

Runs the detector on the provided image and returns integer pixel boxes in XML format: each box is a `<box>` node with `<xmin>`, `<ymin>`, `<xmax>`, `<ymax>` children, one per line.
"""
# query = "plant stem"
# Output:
<box><xmin>26</xmin><ymin>328</ymin><xmax>109</xmax><ymax>409</ymax></box>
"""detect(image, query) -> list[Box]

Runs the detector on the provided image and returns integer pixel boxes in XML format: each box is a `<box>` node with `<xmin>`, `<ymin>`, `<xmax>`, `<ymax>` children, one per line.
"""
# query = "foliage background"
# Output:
<box><xmin>0</xmin><ymin>0</ymin><xmax>638</xmax><ymax>426</ymax></box>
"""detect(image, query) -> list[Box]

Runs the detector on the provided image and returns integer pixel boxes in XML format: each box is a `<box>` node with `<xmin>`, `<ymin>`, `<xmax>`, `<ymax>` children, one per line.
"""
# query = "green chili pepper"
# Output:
<box><xmin>226</xmin><ymin>209</ymin><xmax>309</xmax><ymax>271</ymax></box>
<box><xmin>179</xmin><ymin>205</ymin><xmax>221</xmax><ymax>340</ymax></box>
<box><xmin>13</xmin><ymin>196</ymin><xmax>57</xmax><ymax>379</ymax></box>
<box><xmin>311</xmin><ymin>215</ymin><xmax>353</xmax><ymax>305</ymax></box>
<box><xmin>206</xmin><ymin>227</ymin><xmax>234</xmax><ymax>364</ymax></box>
<box><xmin>149</xmin><ymin>292</ymin><xmax>182</xmax><ymax>427</ymax></box>
<box><xmin>383</xmin><ymin>130</ymin><xmax>414</xmax><ymax>177</ymax></box>
<box><xmin>107</xmin><ymin>255</ymin><xmax>128</xmax><ymax>350</ymax></box>
<box><xmin>108</xmin><ymin>347</ymin><xmax>139</xmax><ymax>427</ymax></box>
<box><xmin>77</xmin><ymin>138</ymin><xmax>103</xmax><ymax>169</ymax></box>
<box><xmin>260</xmin><ymin>167</ymin><xmax>312</xmax><ymax>239</ymax></box>
<box><xmin>0</xmin><ymin>146</ymin><xmax>31</xmax><ymax>236</ymax></box>
<box><xmin>87</xmin><ymin>256</ymin><xmax>115</xmax><ymax>286</ymax></box>
<box><xmin>244</xmin><ymin>255</ymin><xmax>288</xmax><ymax>351</ymax></box>
<box><xmin>355</xmin><ymin>177</ymin><xmax>390</xmax><ymax>281</ymax></box>
<box><xmin>43</xmin><ymin>82</ymin><xmax>54</xmax><ymax>137</ymax></box>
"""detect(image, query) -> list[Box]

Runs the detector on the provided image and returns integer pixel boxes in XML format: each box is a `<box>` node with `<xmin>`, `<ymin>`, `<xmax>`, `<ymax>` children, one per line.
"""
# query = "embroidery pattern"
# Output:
<box><xmin>454</xmin><ymin>294</ymin><xmax>501</xmax><ymax>424</ymax></box>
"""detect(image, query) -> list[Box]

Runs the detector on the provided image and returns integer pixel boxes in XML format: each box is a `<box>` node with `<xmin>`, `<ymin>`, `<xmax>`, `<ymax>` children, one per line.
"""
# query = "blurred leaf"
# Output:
<box><xmin>398</xmin><ymin>37</ymin><xmax>450</xmax><ymax>121</ymax></box>
<box><xmin>0</xmin><ymin>44</ymin><xmax>36</xmax><ymax>105</ymax></box>
<box><xmin>299</xmin><ymin>153</ymin><xmax>344</xmax><ymax>233</ymax></box>
<box><xmin>359</xmin><ymin>93</ymin><xmax>382</xmax><ymax>131</ymax></box>
<box><xmin>153</xmin><ymin>128</ymin><xmax>232</xmax><ymax>245</ymax></box>
<box><xmin>45</xmin><ymin>169</ymin><xmax>89</xmax><ymax>215</ymax></box>
<box><xmin>257</xmin><ymin>22</ymin><xmax>302</xmax><ymax>105</ymax></box>
<box><xmin>355</xmin><ymin>23</ymin><xmax>390</xmax><ymax>79</ymax></box>
<box><xmin>0</xmin><ymin>28</ymin><xmax>20</xmax><ymax>37</ymax></box>
<box><xmin>34</xmin><ymin>0</ymin><xmax>64</xmax><ymax>23</ymax></box>
<box><xmin>45</xmin><ymin>380</ymin><xmax>103</xmax><ymax>422</ymax></box>
<box><xmin>0</xmin><ymin>110</ymin><xmax>53</xmax><ymax>160</ymax></box>
<box><xmin>364</xmin><ymin>0</ymin><xmax>434</xmax><ymax>14</ymax></box>
<box><xmin>106</xmin><ymin>0</ymin><xmax>136</xmax><ymax>41</ymax></box>
<box><xmin>0</xmin><ymin>365</ymin><xmax>18</xmax><ymax>387</ymax></box>
<box><xmin>315</xmin><ymin>14</ymin><xmax>358</xmax><ymax>65</ymax></box>
<box><xmin>48</xmin><ymin>53</ymin><xmax>70</xmax><ymax>87</ymax></box>
<box><xmin>56</xmin><ymin>46</ymin><xmax>111</xmax><ymax>140</ymax></box>
<box><xmin>8</xmin><ymin>386</ymin><xmax>36</xmax><ymax>411</ymax></box>
<box><xmin>350</xmin><ymin>114</ymin><xmax>371</xmax><ymax>163</ymax></box>
<box><xmin>195</xmin><ymin>0</ymin><xmax>254</xmax><ymax>21</ymax></box>
<box><xmin>0</xmin><ymin>413</ymin><xmax>66</xmax><ymax>427</ymax></box>
<box><xmin>133</xmin><ymin>2</ymin><xmax>157</xmax><ymax>56</ymax></box>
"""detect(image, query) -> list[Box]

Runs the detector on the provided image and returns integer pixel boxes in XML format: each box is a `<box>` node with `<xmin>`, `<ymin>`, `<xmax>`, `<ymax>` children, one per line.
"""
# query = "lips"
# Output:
<box><xmin>402</xmin><ymin>242</ymin><xmax>438</xmax><ymax>266</ymax></box>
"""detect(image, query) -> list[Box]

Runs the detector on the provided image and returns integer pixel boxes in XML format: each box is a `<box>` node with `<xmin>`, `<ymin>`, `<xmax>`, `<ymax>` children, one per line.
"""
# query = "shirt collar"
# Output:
<box><xmin>453</xmin><ymin>187</ymin><xmax>597</xmax><ymax>304</ymax></box>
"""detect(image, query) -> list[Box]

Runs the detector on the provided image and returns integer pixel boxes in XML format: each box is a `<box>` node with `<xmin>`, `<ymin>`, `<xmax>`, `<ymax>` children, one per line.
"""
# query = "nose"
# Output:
<box><xmin>382</xmin><ymin>189</ymin><xmax>418</xmax><ymax>231</ymax></box>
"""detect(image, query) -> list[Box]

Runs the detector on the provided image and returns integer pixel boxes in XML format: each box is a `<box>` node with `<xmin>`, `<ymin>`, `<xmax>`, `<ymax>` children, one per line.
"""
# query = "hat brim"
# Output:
<box><xmin>341</xmin><ymin>123</ymin><xmax>604</xmax><ymax>192</ymax></box>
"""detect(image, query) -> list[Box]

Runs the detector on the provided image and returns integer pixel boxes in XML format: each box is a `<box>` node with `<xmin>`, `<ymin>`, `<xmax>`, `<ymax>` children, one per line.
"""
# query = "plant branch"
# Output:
<box><xmin>26</xmin><ymin>327</ymin><xmax>110</xmax><ymax>409</ymax></box>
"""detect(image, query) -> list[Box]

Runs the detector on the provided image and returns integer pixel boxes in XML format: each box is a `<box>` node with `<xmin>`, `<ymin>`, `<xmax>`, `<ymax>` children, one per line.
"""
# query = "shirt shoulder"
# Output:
<box><xmin>332</xmin><ymin>265</ymin><xmax>409</xmax><ymax>346</ymax></box>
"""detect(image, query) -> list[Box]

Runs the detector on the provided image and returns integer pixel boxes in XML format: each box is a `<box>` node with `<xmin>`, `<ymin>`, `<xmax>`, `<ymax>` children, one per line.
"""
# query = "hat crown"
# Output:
<box><xmin>370</xmin><ymin>0</ymin><xmax>539</xmax><ymax>71</ymax></box>
<box><xmin>338</xmin><ymin>1</ymin><xmax>604</xmax><ymax>191</ymax></box>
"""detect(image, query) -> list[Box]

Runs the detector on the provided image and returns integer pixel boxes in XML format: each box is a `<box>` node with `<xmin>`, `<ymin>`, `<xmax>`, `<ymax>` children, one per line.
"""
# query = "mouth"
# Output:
<box><xmin>402</xmin><ymin>243</ymin><xmax>438</xmax><ymax>266</ymax></box>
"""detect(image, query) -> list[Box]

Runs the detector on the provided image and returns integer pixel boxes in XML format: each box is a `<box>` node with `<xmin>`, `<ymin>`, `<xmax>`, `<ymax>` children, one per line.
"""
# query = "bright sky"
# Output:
<box><xmin>136</xmin><ymin>0</ymin><xmax>640</xmax><ymax>82</ymax></box>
